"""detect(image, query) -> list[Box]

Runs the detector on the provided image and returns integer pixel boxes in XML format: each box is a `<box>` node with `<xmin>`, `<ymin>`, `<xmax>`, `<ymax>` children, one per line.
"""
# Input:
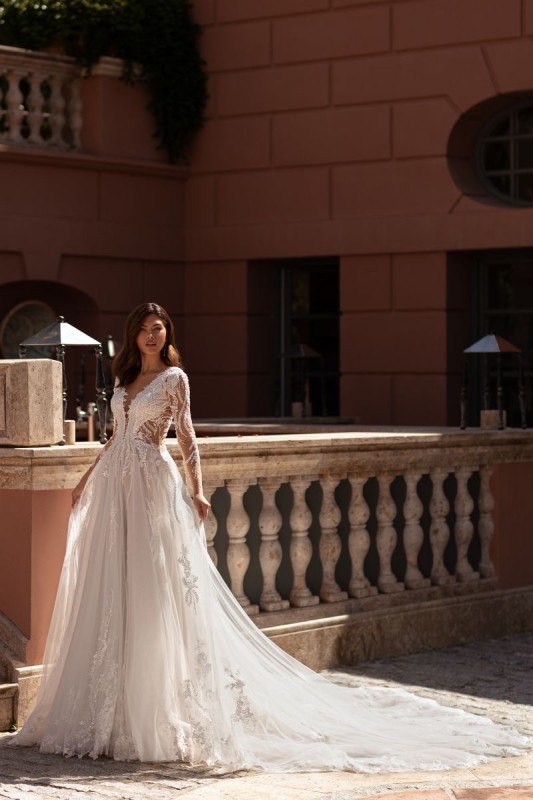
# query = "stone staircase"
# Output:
<box><xmin>0</xmin><ymin>647</ymin><xmax>18</xmax><ymax>731</ymax></box>
<box><xmin>0</xmin><ymin>612</ymin><xmax>29</xmax><ymax>732</ymax></box>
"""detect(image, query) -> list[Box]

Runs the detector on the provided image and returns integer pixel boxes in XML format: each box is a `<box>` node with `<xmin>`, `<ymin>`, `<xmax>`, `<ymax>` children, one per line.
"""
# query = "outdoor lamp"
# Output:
<box><xmin>19</xmin><ymin>316</ymin><xmax>108</xmax><ymax>445</ymax></box>
<box><xmin>460</xmin><ymin>334</ymin><xmax>527</xmax><ymax>431</ymax></box>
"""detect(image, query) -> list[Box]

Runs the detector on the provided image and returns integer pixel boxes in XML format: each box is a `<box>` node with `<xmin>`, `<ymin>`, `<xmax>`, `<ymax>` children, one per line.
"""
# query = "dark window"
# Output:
<box><xmin>475</xmin><ymin>103</ymin><xmax>533</xmax><ymax>206</ymax></box>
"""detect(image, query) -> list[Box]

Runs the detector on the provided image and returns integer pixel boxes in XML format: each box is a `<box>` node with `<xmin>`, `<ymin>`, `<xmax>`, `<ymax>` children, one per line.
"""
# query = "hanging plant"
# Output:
<box><xmin>0</xmin><ymin>0</ymin><xmax>208</xmax><ymax>162</ymax></box>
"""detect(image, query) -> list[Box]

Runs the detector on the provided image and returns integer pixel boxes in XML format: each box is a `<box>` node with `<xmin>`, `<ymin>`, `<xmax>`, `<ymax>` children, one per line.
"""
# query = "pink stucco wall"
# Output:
<box><xmin>0</xmin><ymin>489</ymin><xmax>70</xmax><ymax>664</ymax></box>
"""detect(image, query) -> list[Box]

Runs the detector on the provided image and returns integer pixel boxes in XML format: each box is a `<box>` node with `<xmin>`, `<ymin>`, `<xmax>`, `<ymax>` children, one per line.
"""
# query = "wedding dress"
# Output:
<box><xmin>12</xmin><ymin>367</ymin><xmax>530</xmax><ymax>772</ymax></box>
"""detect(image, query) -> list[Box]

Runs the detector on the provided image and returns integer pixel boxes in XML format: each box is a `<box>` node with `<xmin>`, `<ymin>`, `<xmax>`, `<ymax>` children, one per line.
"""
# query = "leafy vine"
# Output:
<box><xmin>0</xmin><ymin>0</ymin><xmax>208</xmax><ymax>162</ymax></box>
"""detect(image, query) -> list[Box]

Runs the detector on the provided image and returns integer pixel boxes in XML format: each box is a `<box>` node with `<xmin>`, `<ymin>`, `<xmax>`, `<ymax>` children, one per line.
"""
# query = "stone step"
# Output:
<box><xmin>0</xmin><ymin>643</ymin><xmax>19</xmax><ymax>683</ymax></box>
<box><xmin>0</xmin><ymin>683</ymin><xmax>18</xmax><ymax>731</ymax></box>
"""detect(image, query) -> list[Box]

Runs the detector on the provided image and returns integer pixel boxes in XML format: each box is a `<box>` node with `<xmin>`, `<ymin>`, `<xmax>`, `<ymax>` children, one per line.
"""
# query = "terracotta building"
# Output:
<box><xmin>2</xmin><ymin>0</ymin><xmax>533</xmax><ymax>425</ymax></box>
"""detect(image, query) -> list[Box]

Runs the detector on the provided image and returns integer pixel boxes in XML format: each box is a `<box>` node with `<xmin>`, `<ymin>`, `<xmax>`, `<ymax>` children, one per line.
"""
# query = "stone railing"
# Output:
<box><xmin>0</xmin><ymin>45</ymin><xmax>82</xmax><ymax>150</ymax></box>
<box><xmin>4</xmin><ymin>427</ymin><xmax>532</xmax><ymax>622</ymax></box>
<box><xmin>196</xmin><ymin>430</ymin><xmax>518</xmax><ymax>617</ymax></box>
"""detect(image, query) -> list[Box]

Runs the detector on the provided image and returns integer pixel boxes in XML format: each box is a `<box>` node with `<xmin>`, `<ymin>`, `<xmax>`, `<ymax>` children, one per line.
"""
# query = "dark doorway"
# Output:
<box><xmin>248</xmin><ymin>258</ymin><xmax>339</xmax><ymax>417</ymax></box>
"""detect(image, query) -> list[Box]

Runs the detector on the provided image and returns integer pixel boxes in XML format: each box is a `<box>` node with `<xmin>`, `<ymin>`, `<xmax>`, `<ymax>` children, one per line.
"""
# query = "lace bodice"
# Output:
<box><xmin>109</xmin><ymin>367</ymin><xmax>202</xmax><ymax>493</ymax></box>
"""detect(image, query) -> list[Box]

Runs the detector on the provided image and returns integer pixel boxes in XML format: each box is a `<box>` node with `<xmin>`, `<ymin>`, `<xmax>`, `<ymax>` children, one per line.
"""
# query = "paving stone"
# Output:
<box><xmin>0</xmin><ymin>633</ymin><xmax>531</xmax><ymax>799</ymax></box>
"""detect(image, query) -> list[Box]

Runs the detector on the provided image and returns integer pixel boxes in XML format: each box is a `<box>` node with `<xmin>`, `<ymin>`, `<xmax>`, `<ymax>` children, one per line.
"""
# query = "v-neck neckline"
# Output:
<box><xmin>123</xmin><ymin>368</ymin><xmax>170</xmax><ymax>408</ymax></box>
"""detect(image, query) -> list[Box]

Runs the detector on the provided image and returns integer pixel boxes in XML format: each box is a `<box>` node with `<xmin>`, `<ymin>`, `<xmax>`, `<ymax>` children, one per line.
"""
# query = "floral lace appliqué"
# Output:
<box><xmin>225</xmin><ymin>668</ymin><xmax>256</xmax><ymax>732</ymax></box>
<box><xmin>178</xmin><ymin>546</ymin><xmax>199</xmax><ymax>609</ymax></box>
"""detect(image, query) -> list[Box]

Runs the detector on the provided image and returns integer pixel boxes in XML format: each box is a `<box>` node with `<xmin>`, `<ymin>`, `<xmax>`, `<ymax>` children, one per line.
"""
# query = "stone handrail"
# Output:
<box><xmin>0</xmin><ymin>45</ymin><xmax>82</xmax><ymax>150</ymax></box>
<box><xmin>2</xmin><ymin>428</ymin><xmax>533</xmax><ymax>619</ymax></box>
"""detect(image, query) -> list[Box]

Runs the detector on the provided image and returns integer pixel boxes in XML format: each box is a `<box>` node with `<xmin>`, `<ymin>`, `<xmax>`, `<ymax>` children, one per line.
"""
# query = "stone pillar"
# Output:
<box><xmin>226</xmin><ymin>479</ymin><xmax>258</xmax><ymax>616</ymax></box>
<box><xmin>27</xmin><ymin>72</ymin><xmax>44</xmax><ymax>145</ymax></box>
<box><xmin>318</xmin><ymin>475</ymin><xmax>348</xmax><ymax>602</ymax></box>
<box><xmin>258</xmin><ymin>478</ymin><xmax>289</xmax><ymax>612</ymax></box>
<box><xmin>49</xmin><ymin>74</ymin><xmax>66</xmax><ymax>146</ymax></box>
<box><xmin>376</xmin><ymin>473</ymin><xmax>404</xmax><ymax>593</ymax></box>
<box><xmin>429</xmin><ymin>468</ymin><xmax>455</xmax><ymax>586</ymax></box>
<box><xmin>403</xmin><ymin>470</ymin><xmax>429</xmax><ymax>589</ymax></box>
<box><xmin>347</xmin><ymin>474</ymin><xmax>377</xmax><ymax>597</ymax></box>
<box><xmin>454</xmin><ymin>466</ymin><xmax>479</xmax><ymax>582</ymax></box>
<box><xmin>6</xmin><ymin>69</ymin><xmax>24</xmax><ymax>145</ymax></box>
<box><xmin>289</xmin><ymin>476</ymin><xmax>319</xmax><ymax>607</ymax></box>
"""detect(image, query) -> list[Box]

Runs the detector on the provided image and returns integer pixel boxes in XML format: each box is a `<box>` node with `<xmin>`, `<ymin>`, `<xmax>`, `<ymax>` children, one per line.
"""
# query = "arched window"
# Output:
<box><xmin>0</xmin><ymin>300</ymin><xmax>56</xmax><ymax>359</ymax></box>
<box><xmin>475</xmin><ymin>102</ymin><xmax>533</xmax><ymax>206</ymax></box>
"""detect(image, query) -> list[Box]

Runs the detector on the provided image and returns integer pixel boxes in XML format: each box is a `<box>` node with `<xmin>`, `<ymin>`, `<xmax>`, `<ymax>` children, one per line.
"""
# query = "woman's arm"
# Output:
<box><xmin>171</xmin><ymin>370</ymin><xmax>210</xmax><ymax>522</ymax></box>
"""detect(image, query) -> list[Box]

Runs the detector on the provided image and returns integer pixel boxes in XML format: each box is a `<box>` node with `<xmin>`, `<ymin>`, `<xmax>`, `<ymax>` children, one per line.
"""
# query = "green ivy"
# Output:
<box><xmin>0</xmin><ymin>0</ymin><xmax>208</xmax><ymax>162</ymax></box>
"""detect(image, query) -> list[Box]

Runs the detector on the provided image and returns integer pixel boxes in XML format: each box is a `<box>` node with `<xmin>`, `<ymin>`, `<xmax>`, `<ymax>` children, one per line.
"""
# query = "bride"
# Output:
<box><xmin>11</xmin><ymin>301</ymin><xmax>529</xmax><ymax>772</ymax></box>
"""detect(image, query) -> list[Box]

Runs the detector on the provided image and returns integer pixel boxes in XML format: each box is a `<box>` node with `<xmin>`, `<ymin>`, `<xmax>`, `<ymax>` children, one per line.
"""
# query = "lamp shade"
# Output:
<box><xmin>19</xmin><ymin>316</ymin><xmax>100</xmax><ymax>348</ymax></box>
<box><xmin>464</xmin><ymin>334</ymin><xmax>521</xmax><ymax>354</ymax></box>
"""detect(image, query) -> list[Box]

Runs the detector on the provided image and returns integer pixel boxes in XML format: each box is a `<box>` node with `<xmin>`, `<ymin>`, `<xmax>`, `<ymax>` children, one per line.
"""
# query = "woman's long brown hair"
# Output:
<box><xmin>112</xmin><ymin>302</ymin><xmax>181</xmax><ymax>387</ymax></box>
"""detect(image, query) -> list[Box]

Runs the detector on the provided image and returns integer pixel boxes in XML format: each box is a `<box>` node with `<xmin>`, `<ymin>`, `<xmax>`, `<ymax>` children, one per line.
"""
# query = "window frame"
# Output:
<box><xmin>474</xmin><ymin>100</ymin><xmax>533</xmax><ymax>208</ymax></box>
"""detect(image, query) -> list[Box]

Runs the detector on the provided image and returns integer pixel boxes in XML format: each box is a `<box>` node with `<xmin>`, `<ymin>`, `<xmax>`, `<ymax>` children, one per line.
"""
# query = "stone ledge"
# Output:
<box><xmin>263</xmin><ymin>586</ymin><xmax>533</xmax><ymax>671</ymax></box>
<box><xmin>3</xmin><ymin>428</ymin><xmax>533</xmax><ymax>489</ymax></box>
<box><xmin>256</xmin><ymin>578</ymin><xmax>499</xmax><ymax>632</ymax></box>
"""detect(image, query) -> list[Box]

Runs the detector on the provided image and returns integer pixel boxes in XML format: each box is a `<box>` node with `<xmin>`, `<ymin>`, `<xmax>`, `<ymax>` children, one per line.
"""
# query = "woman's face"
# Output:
<box><xmin>136</xmin><ymin>314</ymin><xmax>167</xmax><ymax>358</ymax></box>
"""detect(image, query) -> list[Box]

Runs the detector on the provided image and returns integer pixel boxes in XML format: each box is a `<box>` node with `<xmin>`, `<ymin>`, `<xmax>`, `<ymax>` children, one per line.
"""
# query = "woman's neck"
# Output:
<box><xmin>139</xmin><ymin>355</ymin><xmax>165</xmax><ymax>375</ymax></box>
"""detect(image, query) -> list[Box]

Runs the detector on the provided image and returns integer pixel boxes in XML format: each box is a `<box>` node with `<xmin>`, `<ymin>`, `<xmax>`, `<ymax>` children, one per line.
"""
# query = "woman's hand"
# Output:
<box><xmin>193</xmin><ymin>492</ymin><xmax>211</xmax><ymax>522</ymax></box>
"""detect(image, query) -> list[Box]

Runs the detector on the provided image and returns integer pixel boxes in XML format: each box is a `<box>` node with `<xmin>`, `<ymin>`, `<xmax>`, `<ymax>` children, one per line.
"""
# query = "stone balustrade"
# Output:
<box><xmin>3</xmin><ymin>428</ymin><xmax>533</xmax><ymax>622</ymax></box>
<box><xmin>0</xmin><ymin>45</ymin><xmax>82</xmax><ymax>149</ymax></box>
<box><xmin>204</xmin><ymin>462</ymin><xmax>489</xmax><ymax>616</ymax></box>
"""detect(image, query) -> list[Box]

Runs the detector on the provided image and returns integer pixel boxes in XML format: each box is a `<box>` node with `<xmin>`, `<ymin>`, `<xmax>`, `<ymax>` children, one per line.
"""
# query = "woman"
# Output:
<box><xmin>12</xmin><ymin>302</ymin><xmax>529</xmax><ymax>771</ymax></box>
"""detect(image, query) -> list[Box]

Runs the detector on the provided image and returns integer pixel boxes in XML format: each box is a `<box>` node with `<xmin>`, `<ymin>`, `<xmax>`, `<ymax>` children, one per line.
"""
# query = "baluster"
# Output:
<box><xmin>69</xmin><ymin>77</ymin><xmax>82</xmax><ymax>149</ymax></box>
<box><xmin>319</xmin><ymin>475</ymin><xmax>348</xmax><ymax>602</ymax></box>
<box><xmin>347</xmin><ymin>474</ymin><xmax>376</xmax><ymax>597</ymax></box>
<box><xmin>478</xmin><ymin>465</ymin><xmax>496</xmax><ymax>578</ymax></box>
<box><xmin>376</xmin><ymin>473</ymin><xmax>404</xmax><ymax>593</ymax></box>
<box><xmin>289</xmin><ymin>476</ymin><xmax>319</xmax><ymax>607</ymax></box>
<box><xmin>5</xmin><ymin>69</ymin><xmax>24</xmax><ymax>144</ymax></box>
<box><xmin>202</xmin><ymin>481</ymin><xmax>220</xmax><ymax>566</ymax></box>
<box><xmin>403</xmin><ymin>470</ymin><xmax>429</xmax><ymax>589</ymax></box>
<box><xmin>455</xmin><ymin>466</ymin><xmax>479</xmax><ymax>582</ymax></box>
<box><xmin>226</xmin><ymin>479</ymin><xmax>258</xmax><ymax>616</ymax></box>
<box><xmin>258</xmin><ymin>478</ymin><xmax>289</xmax><ymax>611</ymax></box>
<box><xmin>26</xmin><ymin>72</ymin><xmax>44</xmax><ymax>144</ymax></box>
<box><xmin>429</xmin><ymin>468</ymin><xmax>455</xmax><ymax>585</ymax></box>
<box><xmin>48</xmin><ymin>73</ymin><xmax>66</xmax><ymax>147</ymax></box>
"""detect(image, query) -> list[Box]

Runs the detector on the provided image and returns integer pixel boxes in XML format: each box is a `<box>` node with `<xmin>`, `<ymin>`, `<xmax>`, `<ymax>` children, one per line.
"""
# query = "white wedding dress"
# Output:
<box><xmin>12</xmin><ymin>367</ymin><xmax>530</xmax><ymax>772</ymax></box>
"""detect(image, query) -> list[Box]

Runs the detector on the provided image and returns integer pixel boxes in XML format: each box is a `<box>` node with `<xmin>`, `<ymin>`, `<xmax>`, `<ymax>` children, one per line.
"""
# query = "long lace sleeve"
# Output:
<box><xmin>167</xmin><ymin>369</ymin><xmax>203</xmax><ymax>495</ymax></box>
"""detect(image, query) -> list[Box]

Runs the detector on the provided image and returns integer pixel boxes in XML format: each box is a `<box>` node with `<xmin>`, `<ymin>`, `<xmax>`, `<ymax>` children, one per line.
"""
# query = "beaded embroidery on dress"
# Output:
<box><xmin>12</xmin><ymin>368</ymin><xmax>530</xmax><ymax>772</ymax></box>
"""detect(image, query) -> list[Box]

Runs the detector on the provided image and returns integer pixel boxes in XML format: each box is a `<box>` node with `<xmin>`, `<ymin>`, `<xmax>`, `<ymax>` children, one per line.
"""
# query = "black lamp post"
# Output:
<box><xmin>460</xmin><ymin>334</ymin><xmax>527</xmax><ymax>430</ymax></box>
<box><xmin>19</xmin><ymin>316</ymin><xmax>108</xmax><ymax>445</ymax></box>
